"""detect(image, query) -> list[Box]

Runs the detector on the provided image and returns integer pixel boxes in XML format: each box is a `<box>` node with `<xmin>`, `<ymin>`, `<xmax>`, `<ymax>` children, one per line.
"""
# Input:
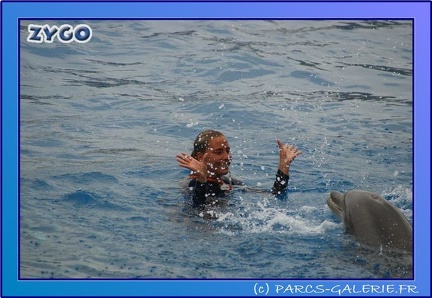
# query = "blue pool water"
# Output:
<box><xmin>19</xmin><ymin>20</ymin><xmax>412</xmax><ymax>279</ymax></box>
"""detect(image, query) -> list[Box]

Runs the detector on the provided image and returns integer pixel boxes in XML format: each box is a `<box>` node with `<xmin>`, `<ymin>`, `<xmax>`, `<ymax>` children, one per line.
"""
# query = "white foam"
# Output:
<box><xmin>383</xmin><ymin>186</ymin><xmax>413</xmax><ymax>222</ymax></box>
<box><xmin>299</xmin><ymin>205</ymin><xmax>318</xmax><ymax>213</ymax></box>
<box><xmin>216</xmin><ymin>201</ymin><xmax>339</xmax><ymax>236</ymax></box>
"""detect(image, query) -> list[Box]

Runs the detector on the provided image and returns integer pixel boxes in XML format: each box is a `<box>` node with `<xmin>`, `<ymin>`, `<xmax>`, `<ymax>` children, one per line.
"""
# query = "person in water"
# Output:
<box><xmin>176</xmin><ymin>129</ymin><xmax>302</xmax><ymax>206</ymax></box>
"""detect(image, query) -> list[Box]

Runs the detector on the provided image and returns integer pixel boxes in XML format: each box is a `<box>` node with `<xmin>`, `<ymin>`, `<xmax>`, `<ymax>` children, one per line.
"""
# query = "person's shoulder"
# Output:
<box><xmin>222</xmin><ymin>175</ymin><xmax>244</xmax><ymax>186</ymax></box>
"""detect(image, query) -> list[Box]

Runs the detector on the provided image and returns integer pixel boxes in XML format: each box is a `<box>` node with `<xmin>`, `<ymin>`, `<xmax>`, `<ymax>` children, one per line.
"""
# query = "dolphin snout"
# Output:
<box><xmin>330</xmin><ymin>191</ymin><xmax>344</xmax><ymax>200</ymax></box>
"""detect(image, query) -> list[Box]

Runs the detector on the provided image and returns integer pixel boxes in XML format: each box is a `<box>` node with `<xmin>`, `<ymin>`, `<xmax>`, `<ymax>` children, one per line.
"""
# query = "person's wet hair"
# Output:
<box><xmin>191</xmin><ymin>129</ymin><xmax>225</xmax><ymax>159</ymax></box>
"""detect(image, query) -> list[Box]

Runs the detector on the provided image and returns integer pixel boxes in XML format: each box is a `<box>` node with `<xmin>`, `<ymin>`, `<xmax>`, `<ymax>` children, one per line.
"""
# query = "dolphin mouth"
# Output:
<box><xmin>327</xmin><ymin>191</ymin><xmax>344</xmax><ymax>220</ymax></box>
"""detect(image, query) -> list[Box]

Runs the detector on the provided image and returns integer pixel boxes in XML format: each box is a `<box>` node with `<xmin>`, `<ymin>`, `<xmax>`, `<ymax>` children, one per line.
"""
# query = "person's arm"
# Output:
<box><xmin>177</xmin><ymin>152</ymin><xmax>221</xmax><ymax>204</ymax></box>
<box><xmin>272</xmin><ymin>169</ymin><xmax>289</xmax><ymax>195</ymax></box>
<box><xmin>188</xmin><ymin>178</ymin><xmax>208</xmax><ymax>205</ymax></box>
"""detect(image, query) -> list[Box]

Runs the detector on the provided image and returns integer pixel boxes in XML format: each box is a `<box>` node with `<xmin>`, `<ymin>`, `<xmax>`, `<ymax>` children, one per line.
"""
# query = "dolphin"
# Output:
<box><xmin>327</xmin><ymin>190</ymin><xmax>412</xmax><ymax>252</ymax></box>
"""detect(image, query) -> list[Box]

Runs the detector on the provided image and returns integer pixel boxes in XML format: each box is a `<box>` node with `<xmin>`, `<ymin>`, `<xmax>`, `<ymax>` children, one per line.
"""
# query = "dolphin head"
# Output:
<box><xmin>327</xmin><ymin>191</ymin><xmax>345</xmax><ymax>221</ymax></box>
<box><xmin>326</xmin><ymin>189</ymin><xmax>413</xmax><ymax>253</ymax></box>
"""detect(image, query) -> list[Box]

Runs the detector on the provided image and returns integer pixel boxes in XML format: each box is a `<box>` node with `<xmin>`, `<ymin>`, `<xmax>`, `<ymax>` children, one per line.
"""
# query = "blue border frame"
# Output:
<box><xmin>1</xmin><ymin>1</ymin><xmax>431</xmax><ymax>297</ymax></box>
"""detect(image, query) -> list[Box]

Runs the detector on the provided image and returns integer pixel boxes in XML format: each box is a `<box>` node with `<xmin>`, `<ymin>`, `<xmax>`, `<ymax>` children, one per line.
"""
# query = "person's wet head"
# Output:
<box><xmin>191</xmin><ymin>130</ymin><xmax>232</xmax><ymax>177</ymax></box>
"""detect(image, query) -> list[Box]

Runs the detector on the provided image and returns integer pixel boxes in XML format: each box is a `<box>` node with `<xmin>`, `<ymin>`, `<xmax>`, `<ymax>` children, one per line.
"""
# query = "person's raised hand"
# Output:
<box><xmin>276</xmin><ymin>139</ymin><xmax>302</xmax><ymax>175</ymax></box>
<box><xmin>176</xmin><ymin>152</ymin><xmax>208</xmax><ymax>182</ymax></box>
